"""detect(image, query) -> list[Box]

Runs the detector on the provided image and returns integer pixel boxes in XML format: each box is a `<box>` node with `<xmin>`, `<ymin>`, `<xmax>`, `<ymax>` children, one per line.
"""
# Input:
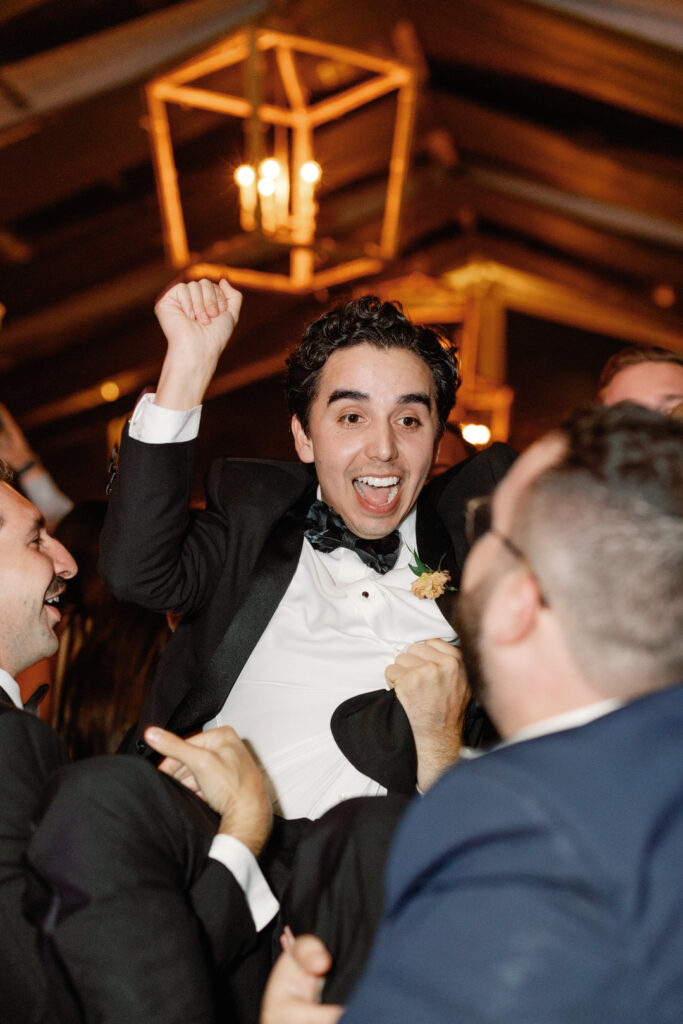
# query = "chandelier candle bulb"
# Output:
<box><xmin>234</xmin><ymin>165</ymin><xmax>257</xmax><ymax>231</ymax></box>
<box><xmin>257</xmin><ymin>175</ymin><xmax>277</xmax><ymax>234</ymax></box>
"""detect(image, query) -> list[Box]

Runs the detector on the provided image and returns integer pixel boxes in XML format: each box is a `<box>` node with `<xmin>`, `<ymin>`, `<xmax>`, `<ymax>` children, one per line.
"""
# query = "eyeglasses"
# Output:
<box><xmin>464</xmin><ymin>494</ymin><xmax>548</xmax><ymax>605</ymax></box>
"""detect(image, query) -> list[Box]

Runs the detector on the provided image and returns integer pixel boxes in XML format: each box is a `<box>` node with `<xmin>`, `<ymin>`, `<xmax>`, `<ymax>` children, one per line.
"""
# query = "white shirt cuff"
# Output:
<box><xmin>128</xmin><ymin>392</ymin><xmax>202</xmax><ymax>444</ymax></box>
<box><xmin>208</xmin><ymin>833</ymin><xmax>279</xmax><ymax>932</ymax></box>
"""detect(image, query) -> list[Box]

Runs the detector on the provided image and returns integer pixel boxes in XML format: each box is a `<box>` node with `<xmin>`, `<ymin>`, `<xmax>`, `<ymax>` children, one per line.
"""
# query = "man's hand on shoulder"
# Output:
<box><xmin>261</xmin><ymin>932</ymin><xmax>343</xmax><ymax>1024</ymax></box>
<box><xmin>385</xmin><ymin>638</ymin><xmax>469</xmax><ymax>791</ymax></box>
<box><xmin>145</xmin><ymin>723</ymin><xmax>272</xmax><ymax>857</ymax></box>
<box><xmin>154</xmin><ymin>278</ymin><xmax>243</xmax><ymax>410</ymax></box>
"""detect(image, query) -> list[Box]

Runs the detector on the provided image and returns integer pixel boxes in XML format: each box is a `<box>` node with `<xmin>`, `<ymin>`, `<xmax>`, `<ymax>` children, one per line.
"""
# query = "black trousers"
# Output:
<box><xmin>27</xmin><ymin>753</ymin><xmax>411</xmax><ymax>1024</ymax></box>
<box><xmin>26</xmin><ymin>753</ymin><xmax>257</xmax><ymax>1024</ymax></box>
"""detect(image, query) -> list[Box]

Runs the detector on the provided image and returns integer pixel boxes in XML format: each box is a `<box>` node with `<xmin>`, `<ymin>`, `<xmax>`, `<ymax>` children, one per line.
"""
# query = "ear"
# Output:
<box><xmin>291</xmin><ymin>414</ymin><xmax>315</xmax><ymax>464</ymax></box>
<box><xmin>488</xmin><ymin>572</ymin><xmax>542</xmax><ymax>647</ymax></box>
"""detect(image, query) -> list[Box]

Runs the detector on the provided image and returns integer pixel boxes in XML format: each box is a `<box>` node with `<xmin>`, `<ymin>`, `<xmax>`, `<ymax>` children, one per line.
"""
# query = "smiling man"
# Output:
<box><xmin>0</xmin><ymin>466</ymin><xmax>76</xmax><ymax>1022</ymax></box>
<box><xmin>96</xmin><ymin>280</ymin><xmax>516</xmax><ymax>1019</ymax></box>
<box><xmin>0</xmin><ymin>459</ymin><xmax>280</xmax><ymax>1024</ymax></box>
<box><xmin>101</xmin><ymin>280</ymin><xmax>515</xmax><ymax>814</ymax></box>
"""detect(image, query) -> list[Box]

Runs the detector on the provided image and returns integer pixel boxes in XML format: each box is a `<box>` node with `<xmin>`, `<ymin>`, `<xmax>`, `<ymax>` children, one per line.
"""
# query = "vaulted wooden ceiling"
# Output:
<box><xmin>1</xmin><ymin>0</ymin><xmax>682</xmax><ymax>500</ymax></box>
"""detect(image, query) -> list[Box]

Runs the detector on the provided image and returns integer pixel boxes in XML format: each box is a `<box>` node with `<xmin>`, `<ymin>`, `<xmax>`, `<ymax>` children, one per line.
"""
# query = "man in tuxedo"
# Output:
<box><xmin>262</xmin><ymin>402</ymin><xmax>683</xmax><ymax>1024</ymax></box>
<box><xmin>0</xmin><ymin>459</ymin><xmax>76</xmax><ymax>1022</ymax></box>
<box><xmin>0</xmin><ymin>459</ymin><xmax>277</xmax><ymax>1024</ymax></box>
<box><xmin>100</xmin><ymin>279</ymin><xmax>514</xmax><ymax>812</ymax></box>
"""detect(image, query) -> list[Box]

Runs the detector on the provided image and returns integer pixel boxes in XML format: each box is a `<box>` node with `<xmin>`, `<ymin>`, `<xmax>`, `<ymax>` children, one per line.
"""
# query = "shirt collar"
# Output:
<box><xmin>502</xmin><ymin>699</ymin><xmax>623</xmax><ymax>748</ymax></box>
<box><xmin>0</xmin><ymin>669</ymin><xmax>23</xmax><ymax>709</ymax></box>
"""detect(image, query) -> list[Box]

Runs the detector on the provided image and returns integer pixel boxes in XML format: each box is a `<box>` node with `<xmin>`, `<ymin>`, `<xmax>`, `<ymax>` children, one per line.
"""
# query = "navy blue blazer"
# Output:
<box><xmin>100</xmin><ymin>431</ymin><xmax>516</xmax><ymax>787</ymax></box>
<box><xmin>342</xmin><ymin>682</ymin><xmax>683</xmax><ymax>1024</ymax></box>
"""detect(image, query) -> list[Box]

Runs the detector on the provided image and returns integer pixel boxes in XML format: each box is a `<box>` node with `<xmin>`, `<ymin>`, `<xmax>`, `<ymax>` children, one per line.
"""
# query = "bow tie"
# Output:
<box><xmin>303</xmin><ymin>499</ymin><xmax>401</xmax><ymax>575</ymax></box>
<box><xmin>23</xmin><ymin>683</ymin><xmax>50</xmax><ymax>715</ymax></box>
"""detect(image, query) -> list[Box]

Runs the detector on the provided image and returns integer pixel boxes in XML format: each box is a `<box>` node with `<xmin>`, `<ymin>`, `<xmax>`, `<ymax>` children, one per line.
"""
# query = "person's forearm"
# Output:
<box><xmin>155</xmin><ymin>347</ymin><xmax>221</xmax><ymax>411</ymax></box>
<box><xmin>415</xmin><ymin>731</ymin><xmax>463</xmax><ymax>791</ymax></box>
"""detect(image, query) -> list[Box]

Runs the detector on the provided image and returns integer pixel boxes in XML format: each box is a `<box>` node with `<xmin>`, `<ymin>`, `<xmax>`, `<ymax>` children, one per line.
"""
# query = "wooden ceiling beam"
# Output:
<box><xmin>414</xmin><ymin>0</ymin><xmax>683</xmax><ymax>126</ymax></box>
<box><xmin>525</xmin><ymin>0</ymin><xmax>683</xmax><ymax>53</ymax></box>
<box><xmin>437</xmin><ymin>91</ymin><xmax>683</xmax><ymax>225</ymax></box>
<box><xmin>0</xmin><ymin>0</ymin><xmax>268</xmax><ymax>138</ymax></box>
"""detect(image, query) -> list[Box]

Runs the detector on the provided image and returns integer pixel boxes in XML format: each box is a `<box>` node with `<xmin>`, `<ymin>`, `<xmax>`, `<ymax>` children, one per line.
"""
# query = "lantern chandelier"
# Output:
<box><xmin>145</xmin><ymin>28</ymin><xmax>417</xmax><ymax>293</ymax></box>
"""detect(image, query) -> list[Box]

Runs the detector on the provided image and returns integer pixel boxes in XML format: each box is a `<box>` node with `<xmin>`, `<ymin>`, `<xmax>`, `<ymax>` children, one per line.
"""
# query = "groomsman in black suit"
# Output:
<box><xmin>0</xmin><ymin>459</ymin><xmax>75</xmax><ymax>1022</ymax></box>
<box><xmin>0</xmin><ymin>458</ymin><xmax>275</xmax><ymax>1024</ymax></box>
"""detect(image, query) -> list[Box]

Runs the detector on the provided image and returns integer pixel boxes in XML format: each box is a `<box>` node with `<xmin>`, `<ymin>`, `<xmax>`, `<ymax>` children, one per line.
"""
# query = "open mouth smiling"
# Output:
<box><xmin>43</xmin><ymin>579</ymin><xmax>66</xmax><ymax>619</ymax></box>
<box><xmin>353</xmin><ymin>475</ymin><xmax>401</xmax><ymax>508</ymax></box>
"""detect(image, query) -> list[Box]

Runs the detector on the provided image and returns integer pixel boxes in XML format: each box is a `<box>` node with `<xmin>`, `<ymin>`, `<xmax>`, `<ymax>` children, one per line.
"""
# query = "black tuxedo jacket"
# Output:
<box><xmin>0</xmin><ymin>687</ymin><xmax>69</xmax><ymax>1023</ymax></box>
<box><xmin>100</xmin><ymin>432</ymin><xmax>516</xmax><ymax>789</ymax></box>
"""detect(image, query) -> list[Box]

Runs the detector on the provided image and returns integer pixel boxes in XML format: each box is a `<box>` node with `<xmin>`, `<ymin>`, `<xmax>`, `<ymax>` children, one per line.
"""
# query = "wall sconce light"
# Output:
<box><xmin>146</xmin><ymin>28</ymin><xmax>417</xmax><ymax>293</ymax></box>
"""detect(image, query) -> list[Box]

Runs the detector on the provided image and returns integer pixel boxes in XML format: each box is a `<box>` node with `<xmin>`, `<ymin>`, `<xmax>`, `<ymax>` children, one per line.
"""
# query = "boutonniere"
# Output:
<box><xmin>409</xmin><ymin>550</ymin><xmax>457</xmax><ymax>600</ymax></box>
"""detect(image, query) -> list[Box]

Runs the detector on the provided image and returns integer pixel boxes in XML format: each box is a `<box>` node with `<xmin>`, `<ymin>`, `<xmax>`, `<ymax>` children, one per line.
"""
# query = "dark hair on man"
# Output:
<box><xmin>285</xmin><ymin>296</ymin><xmax>461</xmax><ymax>437</ymax></box>
<box><xmin>514</xmin><ymin>403</ymin><xmax>683</xmax><ymax>697</ymax></box>
<box><xmin>598</xmin><ymin>344</ymin><xmax>683</xmax><ymax>393</ymax></box>
<box><xmin>0</xmin><ymin>458</ymin><xmax>12</xmax><ymax>483</ymax></box>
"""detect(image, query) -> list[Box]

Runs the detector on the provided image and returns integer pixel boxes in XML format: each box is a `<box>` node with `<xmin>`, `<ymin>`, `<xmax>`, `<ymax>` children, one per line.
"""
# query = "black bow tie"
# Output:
<box><xmin>303</xmin><ymin>499</ymin><xmax>401</xmax><ymax>575</ymax></box>
<box><xmin>23</xmin><ymin>683</ymin><xmax>50</xmax><ymax>715</ymax></box>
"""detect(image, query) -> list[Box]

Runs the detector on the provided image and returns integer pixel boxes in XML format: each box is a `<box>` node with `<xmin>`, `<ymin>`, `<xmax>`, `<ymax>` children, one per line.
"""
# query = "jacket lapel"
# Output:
<box><xmin>415</xmin><ymin>491</ymin><xmax>460</xmax><ymax>628</ymax></box>
<box><xmin>171</xmin><ymin>484</ymin><xmax>317</xmax><ymax>733</ymax></box>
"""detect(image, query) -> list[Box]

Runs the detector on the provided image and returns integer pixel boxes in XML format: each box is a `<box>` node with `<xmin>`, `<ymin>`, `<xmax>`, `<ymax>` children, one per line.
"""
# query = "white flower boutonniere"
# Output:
<box><xmin>409</xmin><ymin>550</ymin><xmax>457</xmax><ymax>600</ymax></box>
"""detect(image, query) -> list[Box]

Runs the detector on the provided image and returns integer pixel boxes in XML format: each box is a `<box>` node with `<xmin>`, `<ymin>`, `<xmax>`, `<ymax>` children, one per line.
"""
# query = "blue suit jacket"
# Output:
<box><xmin>342</xmin><ymin>683</ymin><xmax>683</xmax><ymax>1024</ymax></box>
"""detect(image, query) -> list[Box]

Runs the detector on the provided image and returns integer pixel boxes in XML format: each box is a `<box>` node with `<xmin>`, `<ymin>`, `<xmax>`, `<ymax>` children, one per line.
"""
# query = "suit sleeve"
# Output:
<box><xmin>99</xmin><ymin>426</ymin><xmax>231</xmax><ymax>616</ymax></box>
<box><xmin>340</xmin><ymin>760</ymin><xmax>624</xmax><ymax>1024</ymax></box>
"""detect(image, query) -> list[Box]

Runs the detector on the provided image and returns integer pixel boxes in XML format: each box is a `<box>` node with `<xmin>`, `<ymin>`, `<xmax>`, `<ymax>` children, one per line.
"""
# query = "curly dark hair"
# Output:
<box><xmin>0</xmin><ymin>458</ymin><xmax>12</xmax><ymax>484</ymax></box>
<box><xmin>285</xmin><ymin>296</ymin><xmax>461</xmax><ymax>438</ymax></box>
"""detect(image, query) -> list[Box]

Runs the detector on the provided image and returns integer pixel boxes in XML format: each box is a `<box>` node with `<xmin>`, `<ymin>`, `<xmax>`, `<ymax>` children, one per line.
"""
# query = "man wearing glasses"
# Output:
<box><xmin>263</xmin><ymin>402</ymin><xmax>683</xmax><ymax>1024</ymax></box>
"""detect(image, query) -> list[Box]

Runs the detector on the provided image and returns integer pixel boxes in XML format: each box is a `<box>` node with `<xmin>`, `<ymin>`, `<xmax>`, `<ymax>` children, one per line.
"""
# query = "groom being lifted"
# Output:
<box><xmin>101</xmin><ymin>278</ymin><xmax>515</xmax><ymax>813</ymax></box>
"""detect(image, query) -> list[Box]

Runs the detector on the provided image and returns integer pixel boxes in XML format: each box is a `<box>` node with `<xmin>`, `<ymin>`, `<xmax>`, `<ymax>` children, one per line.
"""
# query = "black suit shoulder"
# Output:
<box><xmin>205</xmin><ymin>457</ymin><xmax>315</xmax><ymax>522</ymax></box>
<box><xmin>424</xmin><ymin>441</ymin><xmax>517</xmax><ymax>508</ymax></box>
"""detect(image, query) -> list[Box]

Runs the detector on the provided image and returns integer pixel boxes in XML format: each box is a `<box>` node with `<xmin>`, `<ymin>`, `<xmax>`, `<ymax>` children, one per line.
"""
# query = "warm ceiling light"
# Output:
<box><xmin>100</xmin><ymin>381</ymin><xmax>120</xmax><ymax>403</ymax></box>
<box><xmin>259</xmin><ymin>158</ymin><xmax>281</xmax><ymax>180</ymax></box>
<box><xmin>461</xmin><ymin>422</ymin><xmax>491</xmax><ymax>446</ymax></box>
<box><xmin>652</xmin><ymin>283</ymin><xmax>676</xmax><ymax>309</ymax></box>
<box><xmin>146</xmin><ymin>28</ymin><xmax>417</xmax><ymax>293</ymax></box>
<box><xmin>234</xmin><ymin>164</ymin><xmax>255</xmax><ymax>187</ymax></box>
<box><xmin>257</xmin><ymin>177</ymin><xmax>276</xmax><ymax>197</ymax></box>
<box><xmin>300</xmin><ymin>160</ymin><xmax>321</xmax><ymax>184</ymax></box>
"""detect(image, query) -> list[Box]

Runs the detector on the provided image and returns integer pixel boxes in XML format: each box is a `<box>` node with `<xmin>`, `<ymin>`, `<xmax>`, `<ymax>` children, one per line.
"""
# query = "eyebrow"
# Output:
<box><xmin>25</xmin><ymin>513</ymin><xmax>45</xmax><ymax>539</ymax></box>
<box><xmin>327</xmin><ymin>389</ymin><xmax>432</xmax><ymax>409</ymax></box>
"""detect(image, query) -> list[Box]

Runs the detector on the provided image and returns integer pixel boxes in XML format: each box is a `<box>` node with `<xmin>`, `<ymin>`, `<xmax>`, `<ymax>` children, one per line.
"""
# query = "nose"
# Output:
<box><xmin>365</xmin><ymin>419</ymin><xmax>398</xmax><ymax>462</ymax></box>
<box><xmin>45</xmin><ymin>535</ymin><xmax>78</xmax><ymax>580</ymax></box>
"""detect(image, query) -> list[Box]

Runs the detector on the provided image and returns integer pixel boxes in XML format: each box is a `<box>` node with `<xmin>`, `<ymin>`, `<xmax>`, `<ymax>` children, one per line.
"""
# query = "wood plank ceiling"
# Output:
<box><xmin>1</xmin><ymin>0</ymin><xmax>682</xmax><ymax>499</ymax></box>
